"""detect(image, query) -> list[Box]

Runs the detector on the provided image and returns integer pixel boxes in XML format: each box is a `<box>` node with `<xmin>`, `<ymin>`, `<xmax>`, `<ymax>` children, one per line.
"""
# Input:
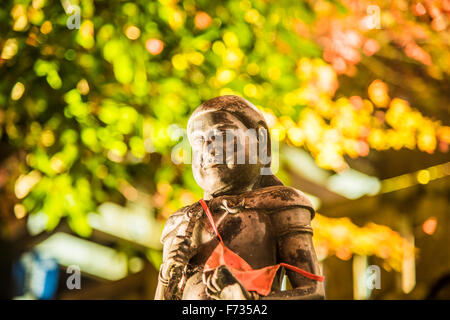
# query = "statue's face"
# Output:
<box><xmin>188</xmin><ymin>111</ymin><xmax>263</xmax><ymax>198</ymax></box>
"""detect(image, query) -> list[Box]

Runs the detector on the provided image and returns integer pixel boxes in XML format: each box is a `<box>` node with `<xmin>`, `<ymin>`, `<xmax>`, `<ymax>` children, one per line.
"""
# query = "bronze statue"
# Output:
<box><xmin>154</xmin><ymin>95</ymin><xmax>325</xmax><ymax>300</ymax></box>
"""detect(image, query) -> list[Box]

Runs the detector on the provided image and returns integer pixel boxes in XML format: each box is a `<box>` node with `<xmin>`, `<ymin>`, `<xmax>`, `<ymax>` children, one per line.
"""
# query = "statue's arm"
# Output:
<box><xmin>154</xmin><ymin>235</ymin><xmax>172</xmax><ymax>300</ymax></box>
<box><xmin>154</xmin><ymin>210</ymin><xmax>186</xmax><ymax>300</ymax></box>
<box><xmin>262</xmin><ymin>207</ymin><xmax>325</xmax><ymax>300</ymax></box>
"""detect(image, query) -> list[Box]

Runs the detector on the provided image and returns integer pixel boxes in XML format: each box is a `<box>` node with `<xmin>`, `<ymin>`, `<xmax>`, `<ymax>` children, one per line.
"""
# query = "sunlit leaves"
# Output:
<box><xmin>77</xmin><ymin>20</ymin><xmax>95</xmax><ymax>49</ymax></box>
<box><xmin>1</xmin><ymin>38</ymin><xmax>19</xmax><ymax>59</ymax></box>
<box><xmin>146</xmin><ymin>38</ymin><xmax>164</xmax><ymax>55</ymax></box>
<box><xmin>114</xmin><ymin>55</ymin><xmax>134</xmax><ymax>84</ymax></box>
<box><xmin>10</xmin><ymin>81</ymin><xmax>25</xmax><ymax>100</ymax></box>
<box><xmin>312</xmin><ymin>213</ymin><xmax>412</xmax><ymax>271</ymax></box>
<box><xmin>129</xmin><ymin>136</ymin><xmax>145</xmax><ymax>159</ymax></box>
<box><xmin>11</xmin><ymin>4</ymin><xmax>28</xmax><ymax>31</ymax></box>
<box><xmin>34</xmin><ymin>59</ymin><xmax>62</xmax><ymax>89</ymax></box>
<box><xmin>81</xmin><ymin>127</ymin><xmax>98</xmax><ymax>151</ymax></box>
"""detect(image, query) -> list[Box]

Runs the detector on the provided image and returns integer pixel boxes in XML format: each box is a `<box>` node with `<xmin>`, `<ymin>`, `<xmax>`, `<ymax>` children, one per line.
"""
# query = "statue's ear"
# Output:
<box><xmin>256</xmin><ymin>122</ymin><xmax>271</xmax><ymax>165</ymax></box>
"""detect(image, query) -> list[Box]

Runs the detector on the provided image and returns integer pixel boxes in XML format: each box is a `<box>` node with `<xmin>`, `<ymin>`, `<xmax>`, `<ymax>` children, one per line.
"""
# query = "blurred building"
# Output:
<box><xmin>1</xmin><ymin>201</ymin><xmax>160</xmax><ymax>300</ymax></box>
<box><xmin>284</xmin><ymin>145</ymin><xmax>450</xmax><ymax>299</ymax></box>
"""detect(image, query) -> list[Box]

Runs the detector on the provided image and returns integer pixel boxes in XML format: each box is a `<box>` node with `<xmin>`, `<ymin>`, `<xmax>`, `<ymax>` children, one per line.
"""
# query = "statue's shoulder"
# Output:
<box><xmin>244</xmin><ymin>185</ymin><xmax>315</xmax><ymax>219</ymax></box>
<box><xmin>160</xmin><ymin>202</ymin><xmax>201</xmax><ymax>245</ymax></box>
<box><xmin>209</xmin><ymin>185</ymin><xmax>315</xmax><ymax>219</ymax></box>
<box><xmin>248</xmin><ymin>186</ymin><xmax>315</xmax><ymax>236</ymax></box>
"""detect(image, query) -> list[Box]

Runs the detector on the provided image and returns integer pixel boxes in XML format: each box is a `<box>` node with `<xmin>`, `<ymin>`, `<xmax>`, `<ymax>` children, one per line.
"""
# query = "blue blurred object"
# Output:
<box><xmin>13</xmin><ymin>251</ymin><xmax>59</xmax><ymax>299</ymax></box>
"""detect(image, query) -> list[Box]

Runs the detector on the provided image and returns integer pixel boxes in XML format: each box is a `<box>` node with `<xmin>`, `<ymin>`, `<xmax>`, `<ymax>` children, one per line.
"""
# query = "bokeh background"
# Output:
<box><xmin>1</xmin><ymin>0</ymin><xmax>449</xmax><ymax>300</ymax></box>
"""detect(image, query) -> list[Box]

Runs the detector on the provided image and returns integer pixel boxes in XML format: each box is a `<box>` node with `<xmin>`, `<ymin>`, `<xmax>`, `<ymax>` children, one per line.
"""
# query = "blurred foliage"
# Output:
<box><xmin>0</xmin><ymin>0</ymin><xmax>449</xmax><ymax>268</ymax></box>
<box><xmin>312</xmin><ymin>214</ymin><xmax>412</xmax><ymax>271</ymax></box>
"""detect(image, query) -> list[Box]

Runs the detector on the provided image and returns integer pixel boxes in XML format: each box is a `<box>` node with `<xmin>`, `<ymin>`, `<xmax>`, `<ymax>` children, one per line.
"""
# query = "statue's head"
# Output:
<box><xmin>187</xmin><ymin>95</ymin><xmax>282</xmax><ymax>199</ymax></box>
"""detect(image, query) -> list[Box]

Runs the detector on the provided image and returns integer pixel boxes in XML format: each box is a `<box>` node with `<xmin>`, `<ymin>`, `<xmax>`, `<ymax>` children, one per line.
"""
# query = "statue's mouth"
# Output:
<box><xmin>201</xmin><ymin>156</ymin><xmax>224</xmax><ymax>169</ymax></box>
<box><xmin>201</xmin><ymin>155</ymin><xmax>241</xmax><ymax>170</ymax></box>
<box><xmin>201</xmin><ymin>163</ymin><xmax>221</xmax><ymax>170</ymax></box>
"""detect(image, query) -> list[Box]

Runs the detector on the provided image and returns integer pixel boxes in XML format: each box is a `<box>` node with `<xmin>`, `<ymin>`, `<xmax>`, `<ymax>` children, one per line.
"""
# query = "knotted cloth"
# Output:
<box><xmin>200</xmin><ymin>199</ymin><xmax>324</xmax><ymax>296</ymax></box>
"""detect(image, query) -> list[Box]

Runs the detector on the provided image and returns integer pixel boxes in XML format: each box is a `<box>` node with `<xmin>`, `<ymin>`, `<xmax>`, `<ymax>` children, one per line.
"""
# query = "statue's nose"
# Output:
<box><xmin>202</xmin><ymin>139</ymin><xmax>215</xmax><ymax>156</ymax></box>
<box><xmin>203</xmin><ymin>134</ymin><xmax>224</xmax><ymax>154</ymax></box>
<box><xmin>201</xmin><ymin>143</ymin><xmax>226</xmax><ymax>167</ymax></box>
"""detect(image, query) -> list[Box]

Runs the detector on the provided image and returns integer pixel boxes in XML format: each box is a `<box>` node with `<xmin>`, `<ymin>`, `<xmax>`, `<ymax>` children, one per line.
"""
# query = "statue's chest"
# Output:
<box><xmin>190</xmin><ymin>209</ymin><xmax>278</xmax><ymax>269</ymax></box>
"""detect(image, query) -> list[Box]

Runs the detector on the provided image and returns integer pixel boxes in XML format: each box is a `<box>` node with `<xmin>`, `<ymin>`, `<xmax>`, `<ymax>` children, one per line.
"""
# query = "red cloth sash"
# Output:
<box><xmin>199</xmin><ymin>199</ymin><xmax>324</xmax><ymax>296</ymax></box>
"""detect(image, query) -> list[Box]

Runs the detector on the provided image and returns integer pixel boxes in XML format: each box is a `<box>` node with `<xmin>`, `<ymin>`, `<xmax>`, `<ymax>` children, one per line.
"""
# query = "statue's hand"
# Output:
<box><xmin>160</xmin><ymin>235</ymin><xmax>196</xmax><ymax>283</ymax></box>
<box><xmin>202</xmin><ymin>265</ymin><xmax>259</xmax><ymax>300</ymax></box>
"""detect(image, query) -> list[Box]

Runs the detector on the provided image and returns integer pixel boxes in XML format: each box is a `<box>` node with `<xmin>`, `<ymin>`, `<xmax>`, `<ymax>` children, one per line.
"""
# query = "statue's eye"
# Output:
<box><xmin>212</xmin><ymin>130</ymin><xmax>227</xmax><ymax>141</ymax></box>
<box><xmin>193</xmin><ymin>136</ymin><xmax>204</xmax><ymax>147</ymax></box>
